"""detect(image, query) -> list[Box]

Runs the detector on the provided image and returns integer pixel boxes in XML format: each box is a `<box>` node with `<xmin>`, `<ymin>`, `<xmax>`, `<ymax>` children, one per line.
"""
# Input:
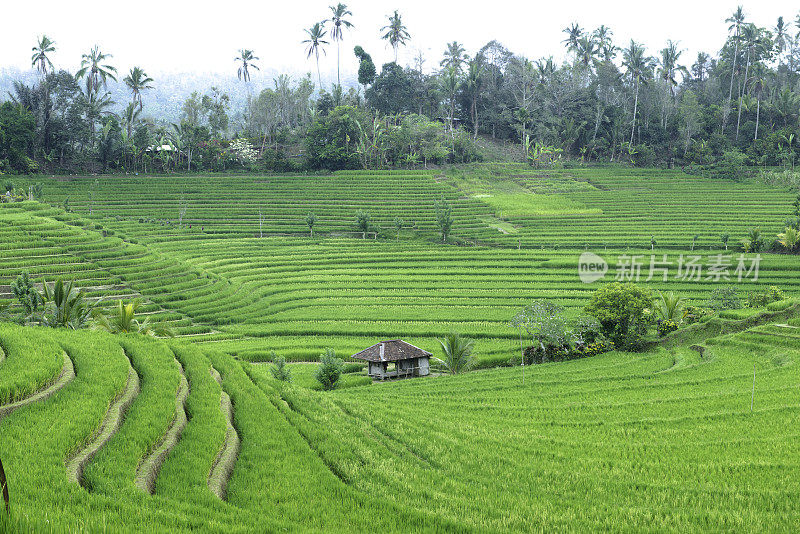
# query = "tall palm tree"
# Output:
<box><xmin>622</xmin><ymin>40</ymin><xmax>653</xmax><ymax>144</ymax></box>
<box><xmin>723</xmin><ymin>6</ymin><xmax>746</xmax><ymax>132</ymax></box>
<box><xmin>593</xmin><ymin>25</ymin><xmax>616</xmax><ymax>61</ymax></box>
<box><xmin>122</xmin><ymin>102</ymin><xmax>141</xmax><ymax>139</ymax></box>
<box><xmin>691</xmin><ymin>52</ymin><xmax>711</xmax><ymax>82</ymax></box>
<box><xmin>576</xmin><ymin>36</ymin><xmax>599</xmax><ymax>69</ymax></box>
<box><xmin>750</xmin><ymin>74</ymin><xmax>767</xmax><ymax>140</ymax></box>
<box><xmin>31</xmin><ymin>35</ymin><xmax>56</xmax><ymax>75</ymax></box>
<box><xmin>562</xmin><ymin>23</ymin><xmax>583</xmax><ymax>55</ymax></box>
<box><xmin>381</xmin><ymin>10</ymin><xmax>410</xmax><ymax>63</ymax></box>
<box><xmin>123</xmin><ymin>67</ymin><xmax>154</xmax><ymax>111</ymax></box>
<box><xmin>774</xmin><ymin>16</ymin><xmax>788</xmax><ymax>66</ymax></box>
<box><xmin>440</xmin><ymin>41</ymin><xmax>468</xmax><ymax>73</ymax></box>
<box><xmin>235</xmin><ymin>49</ymin><xmax>260</xmax><ymax>83</ymax></box>
<box><xmin>658</xmin><ymin>40</ymin><xmax>688</xmax><ymax>129</ymax></box>
<box><xmin>76</xmin><ymin>46</ymin><xmax>117</xmax><ymax>97</ymax></box>
<box><xmin>329</xmin><ymin>3</ymin><xmax>353</xmax><ymax>88</ymax></box>
<box><xmin>303</xmin><ymin>22</ymin><xmax>329</xmax><ymax>90</ymax></box>
<box><xmin>736</xmin><ymin>24</ymin><xmax>766</xmax><ymax>141</ymax></box>
<box><xmin>464</xmin><ymin>55</ymin><xmax>485</xmax><ymax>139</ymax></box>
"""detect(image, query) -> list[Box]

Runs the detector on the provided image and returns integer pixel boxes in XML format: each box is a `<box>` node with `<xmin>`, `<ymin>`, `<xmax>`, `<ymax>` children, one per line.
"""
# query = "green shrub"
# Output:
<box><xmin>315</xmin><ymin>348</ymin><xmax>343</xmax><ymax>390</ymax></box>
<box><xmin>706</xmin><ymin>286</ymin><xmax>743</xmax><ymax>310</ymax></box>
<box><xmin>584</xmin><ymin>282</ymin><xmax>652</xmax><ymax>350</ymax></box>
<box><xmin>269</xmin><ymin>352</ymin><xmax>291</xmax><ymax>382</ymax></box>
<box><xmin>682</xmin><ymin>306</ymin><xmax>710</xmax><ymax>324</ymax></box>
<box><xmin>657</xmin><ymin>319</ymin><xmax>679</xmax><ymax>337</ymax></box>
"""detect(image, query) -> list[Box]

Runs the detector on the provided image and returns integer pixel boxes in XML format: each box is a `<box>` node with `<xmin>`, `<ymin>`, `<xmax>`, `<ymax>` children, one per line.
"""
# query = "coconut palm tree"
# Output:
<box><xmin>562</xmin><ymin>23</ymin><xmax>583</xmax><ymax>55</ymax></box>
<box><xmin>303</xmin><ymin>22</ymin><xmax>329</xmax><ymax>90</ymax></box>
<box><xmin>723</xmin><ymin>6</ymin><xmax>746</xmax><ymax>132</ymax></box>
<box><xmin>736</xmin><ymin>24</ymin><xmax>767</xmax><ymax>141</ymax></box>
<box><xmin>123</xmin><ymin>67</ymin><xmax>154</xmax><ymax>111</ymax></box>
<box><xmin>775</xmin><ymin>16</ymin><xmax>788</xmax><ymax>66</ymax></box>
<box><xmin>622</xmin><ymin>40</ymin><xmax>654</xmax><ymax>144</ymax></box>
<box><xmin>593</xmin><ymin>25</ymin><xmax>616</xmax><ymax>61</ymax></box>
<box><xmin>654</xmin><ymin>290</ymin><xmax>685</xmax><ymax>321</ymax></box>
<box><xmin>76</xmin><ymin>46</ymin><xmax>117</xmax><ymax>97</ymax></box>
<box><xmin>329</xmin><ymin>3</ymin><xmax>353</xmax><ymax>88</ymax></box>
<box><xmin>750</xmin><ymin>74</ymin><xmax>767</xmax><ymax>140</ymax></box>
<box><xmin>40</xmin><ymin>279</ymin><xmax>96</xmax><ymax>329</ymax></box>
<box><xmin>235</xmin><ymin>49</ymin><xmax>260</xmax><ymax>83</ymax></box>
<box><xmin>381</xmin><ymin>10</ymin><xmax>410</xmax><ymax>63</ymax></box>
<box><xmin>31</xmin><ymin>35</ymin><xmax>56</xmax><ymax>75</ymax></box>
<box><xmin>440</xmin><ymin>41</ymin><xmax>468</xmax><ymax>73</ymax></box>
<box><xmin>658</xmin><ymin>40</ymin><xmax>688</xmax><ymax>129</ymax></box>
<box><xmin>777</xmin><ymin>227</ymin><xmax>800</xmax><ymax>252</ymax></box>
<box><xmin>464</xmin><ymin>55</ymin><xmax>485</xmax><ymax>138</ymax></box>
<box><xmin>576</xmin><ymin>35</ymin><xmax>599</xmax><ymax>70</ymax></box>
<box><xmin>435</xmin><ymin>333</ymin><xmax>475</xmax><ymax>374</ymax></box>
<box><xmin>93</xmin><ymin>299</ymin><xmax>175</xmax><ymax>337</ymax></box>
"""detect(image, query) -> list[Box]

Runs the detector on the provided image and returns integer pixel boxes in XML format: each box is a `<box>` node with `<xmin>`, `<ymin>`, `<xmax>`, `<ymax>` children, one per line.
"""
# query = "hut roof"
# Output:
<box><xmin>351</xmin><ymin>340</ymin><xmax>432</xmax><ymax>363</ymax></box>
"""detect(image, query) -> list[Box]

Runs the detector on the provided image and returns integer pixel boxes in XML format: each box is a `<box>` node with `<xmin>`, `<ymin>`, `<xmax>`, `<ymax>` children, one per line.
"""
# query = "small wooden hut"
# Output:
<box><xmin>352</xmin><ymin>340</ymin><xmax>431</xmax><ymax>380</ymax></box>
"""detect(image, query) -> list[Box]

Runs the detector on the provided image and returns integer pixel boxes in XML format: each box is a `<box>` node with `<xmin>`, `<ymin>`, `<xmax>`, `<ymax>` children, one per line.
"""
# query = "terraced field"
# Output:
<box><xmin>1</xmin><ymin>316</ymin><xmax>800</xmax><ymax>531</ymax></box>
<box><xmin>3</xmin><ymin>166</ymin><xmax>797</xmax><ymax>362</ymax></box>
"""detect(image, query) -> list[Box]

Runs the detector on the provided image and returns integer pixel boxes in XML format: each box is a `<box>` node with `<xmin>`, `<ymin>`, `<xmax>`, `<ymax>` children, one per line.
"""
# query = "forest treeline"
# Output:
<box><xmin>2</xmin><ymin>5</ymin><xmax>800</xmax><ymax>175</ymax></box>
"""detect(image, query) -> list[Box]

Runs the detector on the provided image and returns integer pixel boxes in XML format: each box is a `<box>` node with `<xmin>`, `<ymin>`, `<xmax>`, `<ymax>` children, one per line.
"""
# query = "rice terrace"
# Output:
<box><xmin>2</xmin><ymin>1</ymin><xmax>800</xmax><ymax>532</ymax></box>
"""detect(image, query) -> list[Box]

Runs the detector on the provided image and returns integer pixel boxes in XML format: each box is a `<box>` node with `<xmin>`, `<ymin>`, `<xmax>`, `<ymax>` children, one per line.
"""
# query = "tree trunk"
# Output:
<box><xmin>630</xmin><ymin>79</ymin><xmax>640</xmax><ymax>144</ymax></box>
<box><xmin>724</xmin><ymin>34</ymin><xmax>740</xmax><ymax>132</ymax></box>
<box><xmin>754</xmin><ymin>97</ymin><xmax>760</xmax><ymax>140</ymax></box>
<box><xmin>736</xmin><ymin>48</ymin><xmax>751</xmax><ymax>141</ymax></box>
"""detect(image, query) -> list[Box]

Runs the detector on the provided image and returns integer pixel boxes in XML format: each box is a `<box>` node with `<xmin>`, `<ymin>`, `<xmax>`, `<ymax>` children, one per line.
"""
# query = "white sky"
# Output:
<box><xmin>1</xmin><ymin>0</ymin><xmax>798</xmax><ymax>82</ymax></box>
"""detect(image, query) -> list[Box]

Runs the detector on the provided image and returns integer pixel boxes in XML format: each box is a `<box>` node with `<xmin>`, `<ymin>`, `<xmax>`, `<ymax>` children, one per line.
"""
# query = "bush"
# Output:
<box><xmin>657</xmin><ymin>319</ymin><xmax>679</xmax><ymax>337</ymax></box>
<box><xmin>584</xmin><ymin>282</ymin><xmax>652</xmax><ymax>350</ymax></box>
<box><xmin>269</xmin><ymin>352</ymin><xmax>291</xmax><ymax>382</ymax></box>
<box><xmin>682</xmin><ymin>306</ymin><xmax>710</xmax><ymax>324</ymax></box>
<box><xmin>747</xmin><ymin>286</ymin><xmax>786</xmax><ymax>308</ymax></box>
<box><xmin>315</xmin><ymin>348</ymin><xmax>343</xmax><ymax>390</ymax></box>
<box><xmin>706</xmin><ymin>286</ymin><xmax>743</xmax><ymax>310</ymax></box>
<box><xmin>709</xmin><ymin>149</ymin><xmax>747</xmax><ymax>181</ymax></box>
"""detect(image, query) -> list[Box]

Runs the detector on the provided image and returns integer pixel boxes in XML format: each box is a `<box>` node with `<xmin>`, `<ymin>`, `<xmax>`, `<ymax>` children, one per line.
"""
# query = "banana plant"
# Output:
<box><xmin>92</xmin><ymin>299</ymin><xmax>175</xmax><ymax>337</ymax></box>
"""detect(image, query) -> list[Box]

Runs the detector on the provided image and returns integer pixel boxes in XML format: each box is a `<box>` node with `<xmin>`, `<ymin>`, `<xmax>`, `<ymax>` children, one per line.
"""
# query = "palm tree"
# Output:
<box><xmin>93</xmin><ymin>299</ymin><xmax>175</xmax><ymax>337</ymax></box>
<box><xmin>435</xmin><ymin>333</ymin><xmax>475</xmax><ymax>374</ymax></box>
<box><xmin>381</xmin><ymin>10</ymin><xmax>410</xmax><ymax>63</ymax></box>
<box><xmin>750</xmin><ymin>74</ymin><xmax>767</xmax><ymax>140</ymax></box>
<box><xmin>658</xmin><ymin>40</ymin><xmax>688</xmax><ymax>129</ymax></box>
<box><xmin>82</xmin><ymin>78</ymin><xmax>115</xmax><ymax>142</ymax></box>
<box><xmin>329</xmin><ymin>3</ymin><xmax>353</xmax><ymax>88</ymax></box>
<box><xmin>123</xmin><ymin>67</ymin><xmax>154</xmax><ymax>111</ymax></box>
<box><xmin>775</xmin><ymin>16</ymin><xmax>788</xmax><ymax>66</ymax></box>
<box><xmin>441</xmin><ymin>67</ymin><xmax>460</xmax><ymax>132</ymax></box>
<box><xmin>562</xmin><ymin>23</ymin><xmax>583</xmax><ymax>55</ymax></box>
<box><xmin>691</xmin><ymin>52</ymin><xmax>711</xmax><ymax>82</ymax></box>
<box><xmin>593</xmin><ymin>25</ymin><xmax>616</xmax><ymax>61</ymax></box>
<box><xmin>622</xmin><ymin>40</ymin><xmax>653</xmax><ymax>144</ymax></box>
<box><xmin>40</xmin><ymin>279</ymin><xmax>96</xmax><ymax>329</ymax></box>
<box><xmin>303</xmin><ymin>22</ymin><xmax>329</xmax><ymax>90</ymax></box>
<box><xmin>576</xmin><ymin>36</ymin><xmax>599</xmax><ymax>69</ymax></box>
<box><xmin>777</xmin><ymin>227</ymin><xmax>800</xmax><ymax>252</ymax></box>
<box><xmin>31</xmin><ymin>35</ymin><xmax>56</xmax><ymax>75</ymax></box>
<box><xmin>122</xmin><ymin>102</ymin><xmax>141</xmax><ymax>139</ymax></box>
<box><xmin>464</xmin><ymin>56</ymin><xmax>485</xmax><ymax>138</ymax></box>
<box><xmin>235</xmin><ymin>49</ymin><xmax>260</xmax><ymax>83</ymax></box>
<box><xmin>723</xmin><ymin>6</ymin><xmax>746</xmax><ymax>132</ymax></box>
<box><xmin>76</xmin><ymin>46</ymin><xmax>117</xmax><ymax>97</ymax></box>
<box><xmin>440</xmin><ymin>41</ymin><xmax>468</xmax><ymax>73</ymax></box>
<box><xmin>736</xmin><ymin>24</ymin><xmax>766</xmax><ymax>141</ymax></box>
<box><xmin>654</xmin><ymin>291</ymin><xmax>685</xmax><ymax>321</ymax></box>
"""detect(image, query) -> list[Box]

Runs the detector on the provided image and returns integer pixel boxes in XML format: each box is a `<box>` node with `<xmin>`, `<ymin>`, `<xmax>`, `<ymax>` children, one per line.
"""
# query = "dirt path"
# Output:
<box><xmin>66</xmin><ymin>359</ymin><xmax>140</xmax><ymax>487</ymax></box>
<box><xmin>134</xmin><ymin>358</ymin><xmax>189</xmax><ymax>494</ymax></box>
<box><xmin>207</xmin><ymin>365</ymin><xmax>240</xmax><ymax>500</ymax></box>
<box><xmin>0</xmin><ymin>352</ymin><xmax>76</xmax><ymax>421</ymax></box>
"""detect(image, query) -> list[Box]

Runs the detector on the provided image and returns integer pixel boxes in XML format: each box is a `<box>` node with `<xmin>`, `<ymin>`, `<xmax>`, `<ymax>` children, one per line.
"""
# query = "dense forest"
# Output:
<box><xmin>2</xmin><ymin>5</ymin><xmax>800</xmax><ymax>175</ymax></box>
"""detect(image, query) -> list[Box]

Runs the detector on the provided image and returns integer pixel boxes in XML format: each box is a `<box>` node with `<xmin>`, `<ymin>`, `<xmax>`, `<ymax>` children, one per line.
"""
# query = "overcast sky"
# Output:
<box><xmin>1</xmin><ymin>0</ymin><xmax>798</xmax><ymax>84</ymax></box>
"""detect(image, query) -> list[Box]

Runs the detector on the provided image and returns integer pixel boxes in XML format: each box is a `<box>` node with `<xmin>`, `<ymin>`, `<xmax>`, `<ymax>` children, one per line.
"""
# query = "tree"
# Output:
<box><xmin>39</xmin><ymin>279</ymin><xmax>95</xmax><ymax>329</ymax></box>
<box><xmin>329</xmin><ymin>3</ymin><xmax>354</xmax><ymax>89</ymax></box>
<box><xmin>366</xmin><ymin>62</ymin><xmax>414</xmax><ymax>115</ymax></box>
<box><xmin>123</xmin><ymin>67</ymin><xmax>154</xmax><ymax>111</ymax></box>
<box><xmin>440</xmin><ymin>41</ymin><xmax>468</xmax><ymax>74</ymax></box>
<box><xmin>381</xmin><ymin>10</ymin><xmax>410</xmax><ymax>63</ymax></box>
<box><xmin>0</xmin><ymin>102</ymin><xmax>36</xmax><ymax>173</ymax></box>
<box><xmin>236</xmin><ymin>49</ymin><xmax>260</xmax><ymax>83</ymax></box>
<box><xmin>434</xmin><ymin>333</ymin><xmax>475</xmax><ymax>374</ymax></box>
<box><xmin>657</xmin><ymin>40</ymin><xmax>688</xmax><ymax>130</ymax></box>
<box><xmin>354</xmin><ymin>46</ymin><xmax>376</xmax><ymax>88</ymax></box>
<box><xmin>777</xmin><ymin>227</ymin><xmax>800</xmax><ymax>252</ymax></box>
<box><xmin>315</xmin><ymin>348</ymin><xmax>342</xmax><ymax>390</ymax></box>
<box><xmin>464</xmin><ymin>55</ymin><xmax>485</xmax><ymax>138</ymax></box>
<box><xmin>270</xmin><ymin>352</ymin><xmax>292</xmax><ymax>381</ymax></box>
<box><xmin>723</xmin><ymin>6</ymin><xmax>746</xmax><ymax>132</ymax></box>
<box><xmin>584</xmin><ymin>282</ymin><xmax>652</xmax><ymax>349</ymax></box>
<box><xmin>31</xmin><ymin>35</ymin><xmax>56</xmax><ymax>75</ymax></box>
<box><xmin>76</xmin><ymin>46</ymin><xmax>117</xmax><ymax>97</ymax></box>
<box><xmin>305</xmin><ymin>212</ymin><xmax>317</xmax><ymax>237</ymax></box>
<box><xmin>678</xmin><ymin>90</ymin><xmax>701</xmax><ymax>155</ymax></box>
<box><xmin>356</xmin><ymin>210</ymin><xmax>371</xmax><ymax>238</ymax></box>
<box><xmin>303</xmin><ymin>22</ymin><xmax>329</xmax><ymax>90</ymax></box>
<box><xmin>393</xmin><ymin>216</ymin><xmax>404</xmax><ymax>240</ymax></box>
<box><xmin>622</xmin><ymin>40</ymin><xmax>653</xmax><ymax>144</ymax></box>
<box><xmin>201</xmin><ymin>87</ymin><xmax>230</xmax><ymax>138</ymax></box>
<box><xmin>305</xmin><ymin>105</ymin><xmax>366</xmax><ymax>170</ymax></box>
<box><xmin>92</xmin><ymin>299</ymin><xmax>174</xmax><ymax>337</ymax></box>
<box><xmin>11</xmin><ymin>272</ymin><xmax>43</xmax><ymax>316</ymax></box>
<box><xmin>434</xmin><ymin>197</ymin><xmax>453</xmax><ymax>242</ymax></box>
<box><xmin>562</xmin><ymin>23</ymin><xmax>583</xmax><ymax>55</ymax></box>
